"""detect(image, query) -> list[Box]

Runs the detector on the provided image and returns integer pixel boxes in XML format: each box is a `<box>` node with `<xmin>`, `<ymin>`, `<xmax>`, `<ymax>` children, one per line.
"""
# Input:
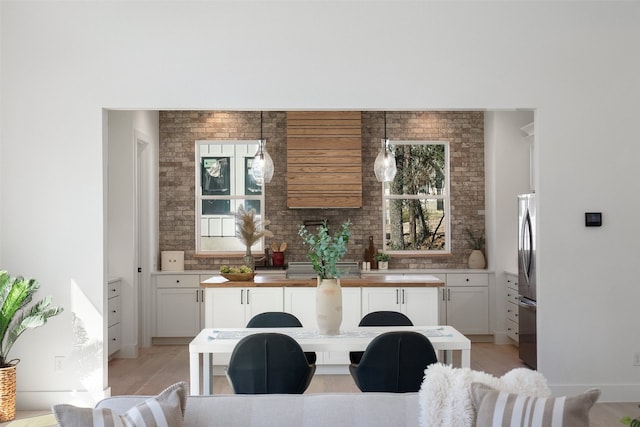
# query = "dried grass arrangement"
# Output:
<box><xmin>235</xmin><ymin>205</ymin><xmax>273</xmax><ymax>257</ymax></box>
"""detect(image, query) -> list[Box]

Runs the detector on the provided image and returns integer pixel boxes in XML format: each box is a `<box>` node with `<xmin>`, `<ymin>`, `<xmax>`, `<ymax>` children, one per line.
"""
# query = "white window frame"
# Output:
<box><xmin>381</xmin><ymin>140</ymin><xmax>451</xmax><ymax>255</ymax></box>
<box><xmin>195</xmin><ymin>140</ymin><xmax>265</xmax><ymax>254</ymax></box>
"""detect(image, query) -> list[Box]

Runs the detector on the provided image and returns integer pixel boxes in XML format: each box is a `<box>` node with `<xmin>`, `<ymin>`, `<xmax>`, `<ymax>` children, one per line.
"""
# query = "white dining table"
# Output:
<box><xmin>188</xmin><ymin>325</ymin><xmax>470</xmax><ymax>395</ymax></box>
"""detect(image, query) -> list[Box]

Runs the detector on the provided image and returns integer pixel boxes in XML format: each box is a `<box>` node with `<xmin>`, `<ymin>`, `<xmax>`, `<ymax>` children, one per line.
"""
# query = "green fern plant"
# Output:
<box><xmin>0</xmin><ymin>271</ymin><xmax>63</xmax><ymax>368</ymax></box>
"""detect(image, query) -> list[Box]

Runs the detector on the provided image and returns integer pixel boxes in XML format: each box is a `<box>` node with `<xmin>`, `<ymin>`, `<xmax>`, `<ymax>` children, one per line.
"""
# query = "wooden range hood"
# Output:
<box><xmin>286</xmin><ymin>111</ymin><xmax>362</xmax><ymax>209</ymax></box>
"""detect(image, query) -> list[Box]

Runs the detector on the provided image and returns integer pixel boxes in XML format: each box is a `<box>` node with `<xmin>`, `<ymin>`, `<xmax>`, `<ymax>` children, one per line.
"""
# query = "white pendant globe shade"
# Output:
<box><xmin>374</xmin><ymin>139</ymin><xmax>397</xmax><ymax>182</ymax></box>
<box><xmin>251</xmin><ymin>139</ymin><xmax>274</xmax><ymax>185</ymax></box>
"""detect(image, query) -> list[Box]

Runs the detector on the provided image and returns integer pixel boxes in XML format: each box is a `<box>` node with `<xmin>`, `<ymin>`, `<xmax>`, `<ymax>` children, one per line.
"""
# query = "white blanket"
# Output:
<box><xmin>419</xmin><ymin>364</ymin><xmax>551</xmax><ymax>427</ymax></box>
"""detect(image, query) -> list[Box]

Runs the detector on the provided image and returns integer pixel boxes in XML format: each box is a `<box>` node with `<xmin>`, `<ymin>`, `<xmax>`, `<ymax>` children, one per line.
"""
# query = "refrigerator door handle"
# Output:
<box><xmin>518</xmin><ymin>298</ymin><xmax>537</xmax><ymax>310</ymax></box>
<box><xmin>520</xmin><ymin>210</ymin><xmax>533</xmax><ymax>285</ymax></box>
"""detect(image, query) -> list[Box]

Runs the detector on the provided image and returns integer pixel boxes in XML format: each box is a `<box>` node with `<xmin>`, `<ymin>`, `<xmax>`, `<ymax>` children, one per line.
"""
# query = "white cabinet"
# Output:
<box><xmin>107</xmin><ymin>278</ymin><xmax>122</xmax><ymax>356</ymax></box>
<box><xmin>361</xmin><ymin>287</ymin><xmax>439</xmax><ymax>326</ymax></box>
<box><xmin>154</xmin><ymin>274</ymin><xmax>204</xmax><ymax>338</ymax></box>
<box><xmin>204</xmin><ymin>287</ymin><xmax>284</xmax><ymax>328</ymax></box>
<box><xmin>284</xmin><ymin>287</ymin><xmax>362</xmax><ymax>365</ymax></box>
<box><xmin>439</xmin><ymin>273</ymin><xmax>490</xmax><ymax>335</ymax></box>
<box><xmin>505</xmin><ymin>273</ymin><xmax>519</xmax><ymax>344</ymax></box>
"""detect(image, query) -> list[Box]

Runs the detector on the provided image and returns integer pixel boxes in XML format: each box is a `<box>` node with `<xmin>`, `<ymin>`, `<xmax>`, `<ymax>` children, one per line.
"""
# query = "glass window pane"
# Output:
<box><xmin>384</xmin><ymin>198</ymin><xmax>446</xmax><ymax>251</ymax></box>
<box><xmin>202</xmin><ymin>200</ymin><xmax>231</xmax><ymax>215</ymax></box>
<box><xmin>384</xmin><ymin>144</ymin><xmax>446</xmax><ymax>196</ymax></box>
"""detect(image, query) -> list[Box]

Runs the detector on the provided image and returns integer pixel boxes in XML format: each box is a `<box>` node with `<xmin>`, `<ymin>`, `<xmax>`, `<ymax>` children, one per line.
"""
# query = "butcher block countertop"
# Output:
<box><xmin>200</xmin><ymin>274</ymin><xmax>444</xmax><ymax>288</ymax></box>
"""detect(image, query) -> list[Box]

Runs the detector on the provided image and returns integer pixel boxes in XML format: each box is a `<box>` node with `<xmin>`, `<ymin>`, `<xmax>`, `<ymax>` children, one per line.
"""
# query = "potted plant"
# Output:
<box><xmin>298</xmin><ymin>220</ymin><xmax>351</xmax><ymax>334</ymax></box>
<box><xmin>466</xmin><ymin>228</ymin><xmax>486</xmax><ymax>269</ymax></box>
<box><xmin>374</xmin><ymin>252</ymin><xmax>391</xmax><ymax>270</ymax></box>
<box><xmin>0</xmin><ymin>271</ymin><xmax>63</xmax><ymax>422</ymax></box>
<box><xmin>235</xmin><ymin>204</ymin><xmax>273</xmax><ymax>269</ymax></box>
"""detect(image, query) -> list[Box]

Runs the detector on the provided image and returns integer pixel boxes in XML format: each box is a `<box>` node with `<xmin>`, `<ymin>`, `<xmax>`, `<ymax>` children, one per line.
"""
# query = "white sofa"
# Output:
<box><xmin>77</xmin><ymin>366</ymin><xmax>598</xmax><ymax>427</ymax></box>
<box><xmin>95</xmin><ymin>392</ymin><xmax>420</xmax><ymax>427</ymax></box>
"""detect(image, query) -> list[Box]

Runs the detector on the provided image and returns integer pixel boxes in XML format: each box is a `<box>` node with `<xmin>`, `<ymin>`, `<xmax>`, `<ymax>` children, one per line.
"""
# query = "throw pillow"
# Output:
<box><xmin>419</xmin><ymin>364</ymin><xmax>551</xmax><ymax>427</ymax></box>
<box><xmin>470</xmin><ymin>382</ymin><xmax>600</xmax><ymax>427</ymax></box>
<box><xmin>52</xmin><ymin>381</ymin><xmax>187</xmax><ymax>427</ymax></box>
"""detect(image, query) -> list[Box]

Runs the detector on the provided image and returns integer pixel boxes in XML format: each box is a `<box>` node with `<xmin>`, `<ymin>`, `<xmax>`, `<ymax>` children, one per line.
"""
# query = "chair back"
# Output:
<box><xmin>350</xmin><ymin>311</ymin><xmax>414</xmax><ymax>364</ymax></box>
<box><xmin>359</xmin><ymin>311</ymin><xmax>414</xmax><ymax>327</ymax></box>
<box><xmin>227</xmin><ymin>332</ymin><xmax>316</xmax><ymax>394</ymax></box>
<box><xmin>349</xmin><ymin>331</ymin><xmax>437</xmax><ymax>393</ymax></box>
<box><xmin>246</xmin><ymin>312</ymin><xmax>304</xmax><ymax>328</ymax></box>
<box><xmin>246</xmin><ymin>312</ymin><xmax>316</xmax><ymax>365</ymax></box>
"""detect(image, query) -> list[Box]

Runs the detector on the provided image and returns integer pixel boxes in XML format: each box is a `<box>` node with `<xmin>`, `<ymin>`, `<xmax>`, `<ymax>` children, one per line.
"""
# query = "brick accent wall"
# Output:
<box><xmin>159</xmin><ymin>111</ymin><xmax>484</xmax><ymax>270</ymax></box>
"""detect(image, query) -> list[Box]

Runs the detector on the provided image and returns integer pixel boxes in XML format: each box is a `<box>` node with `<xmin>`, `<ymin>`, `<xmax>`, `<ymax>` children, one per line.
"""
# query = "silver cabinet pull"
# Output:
<box><xmin>246</xmin><ymin>289</ymin><xmax>250</xmax><ymax>304</ymax></box>
<box><xmin>396</xmin><ymin>289</ymin><xmax>399</xmax><ymax>305</ymax></box>
<box><xmin>241</xmin><ymin>289</ymin><xmax>244</xmax><ymax>304</ymax></box>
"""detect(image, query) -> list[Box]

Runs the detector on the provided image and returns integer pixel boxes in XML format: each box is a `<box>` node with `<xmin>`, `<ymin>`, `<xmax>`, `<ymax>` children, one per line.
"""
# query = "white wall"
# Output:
<box><xmin>2</xmin><ymin>0</ymin><xmax>640</xmax><ymax>406</ymax></box>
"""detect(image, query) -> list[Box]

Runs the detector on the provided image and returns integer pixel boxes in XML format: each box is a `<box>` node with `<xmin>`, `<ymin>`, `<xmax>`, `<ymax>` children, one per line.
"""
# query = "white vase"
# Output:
<box><xmin>378</xmin><ymin>261</ymin><xmax>388</xmax><ymax>270</ymax></box>
<box><xmin>468</xmin><ymin>250</ymin><xmax>486</xmax><ymax>269</ymax></box>
<box><xmin>316</xmin><ymin>278</ymin><xmax>342</xmax><ymax>335</ymax></box>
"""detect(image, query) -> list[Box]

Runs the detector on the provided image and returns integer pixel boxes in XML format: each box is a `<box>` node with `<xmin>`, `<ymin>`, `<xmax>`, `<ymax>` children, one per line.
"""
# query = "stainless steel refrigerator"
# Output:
<box><xmin>518</xmin><ymin>193</ymin><xmax>537</xmax><ymax>369</ymax></box>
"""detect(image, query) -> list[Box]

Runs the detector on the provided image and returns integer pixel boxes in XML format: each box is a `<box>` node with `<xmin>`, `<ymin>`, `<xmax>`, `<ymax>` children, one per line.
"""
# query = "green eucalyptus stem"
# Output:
<box><xmin>298</xmin><ymin>220</ymin><xmax>352</xmax><ymax>280</ymax></box>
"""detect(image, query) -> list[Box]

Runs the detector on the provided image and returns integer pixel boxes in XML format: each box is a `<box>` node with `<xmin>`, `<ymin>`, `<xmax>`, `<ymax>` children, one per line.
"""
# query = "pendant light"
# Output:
<box><xmin>374</xmin><ymin>112</ymin><xmax>397</xmax><ymax>182</ymax></box>
<box><xmin>251</xmin><ymin>111</ymin><xmax>274</xmax><ymax>185</ymax></box>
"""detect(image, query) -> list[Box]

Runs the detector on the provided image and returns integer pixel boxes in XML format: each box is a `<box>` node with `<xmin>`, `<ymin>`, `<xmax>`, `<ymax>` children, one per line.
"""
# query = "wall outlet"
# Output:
<box><xmin>54</xmin><ymin>356</ymin><xmax>64</xmax><ymax>372</ymax></box>
<box><xmin>633</xmin><ymin>352</ymin><xmax>640</xmax><ymax>366</ymax></box>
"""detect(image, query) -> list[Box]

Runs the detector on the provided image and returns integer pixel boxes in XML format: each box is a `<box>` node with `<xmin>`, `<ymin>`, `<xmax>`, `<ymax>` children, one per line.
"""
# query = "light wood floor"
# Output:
<box><xmin>108</xmin><ymin>343</ymin><xmax>639</xmax><ymax>426</ymax></box>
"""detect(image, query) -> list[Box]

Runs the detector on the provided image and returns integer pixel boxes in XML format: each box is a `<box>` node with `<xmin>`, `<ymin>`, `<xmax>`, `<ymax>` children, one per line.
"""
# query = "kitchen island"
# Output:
<box><xmin>198</xmin><ymin>273</ymin><xmax>448</xmax><ymax>373</ymax></box>
<box><xmin>199</xmin><ymin>274</ymin><xmax>445</xmax><ymax>288</ymax></box>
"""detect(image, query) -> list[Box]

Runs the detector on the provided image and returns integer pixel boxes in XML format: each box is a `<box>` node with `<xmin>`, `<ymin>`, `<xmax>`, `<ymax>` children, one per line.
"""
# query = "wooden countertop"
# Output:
<box><xmin>200</xmin><ymin>274</ymin><xmax>444</xmax><ymax>288</ymax></box>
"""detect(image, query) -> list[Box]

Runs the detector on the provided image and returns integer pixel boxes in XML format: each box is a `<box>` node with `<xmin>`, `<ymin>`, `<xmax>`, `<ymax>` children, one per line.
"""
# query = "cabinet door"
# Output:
<box><xmin>402</xmin><ymin>288</ymin><xmax>439</xmax><ymax>325</ymax></box>
<box><xmin>245</xmin><ymin>287</ymin><xmax>284</xmax><ymax>321</ymax></box>
<box><xmin>445</xmin><ymin>286</ymin><xmax>489</xmax><ymax>334</ymax></box>
<box><xmin>156</xmin><ymin>288</ymin><xmax>201</xmax><ymax>337</ymax></box>
<box><xmin>284</xmin><ymin>287</ymin><xmax>317</xmax><ymax>328</ymax></box>
<box><xmin>209</xmin><ymin>288</ymin><xmax>246</xmax><ymax>328</ymax></box>
<box><xmin>361</xmin><ymin>287</ymin><xmax>401</xmax><ymax>315</ymax></box>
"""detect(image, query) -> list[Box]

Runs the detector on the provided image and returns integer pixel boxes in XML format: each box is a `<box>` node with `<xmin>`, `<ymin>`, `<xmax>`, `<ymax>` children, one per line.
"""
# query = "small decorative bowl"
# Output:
<box><xmin>220</xmin><ymin>273</ymin><xmax>255</xmax><ymax>282</ymax></box>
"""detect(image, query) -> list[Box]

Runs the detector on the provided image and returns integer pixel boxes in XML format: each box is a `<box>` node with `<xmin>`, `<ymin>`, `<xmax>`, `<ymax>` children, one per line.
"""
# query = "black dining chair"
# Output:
<box><xmin>246</xmin><ymin>312</ymin><xmax>317</xmax><ymax>365</ymax></box>
<box><xmin>226</xmin><ymin>332</ymin><xmax>316</xmax><ymax>394</ymax></box>
<box><xmin>349</xmin><ymin>331</ymin><xmax>438</xmax><ymax>393</ymax></box>
<box><xmin>349</xmin><ymin>311</ymin><xmax>414</xmax><ymax>364</ymax></box>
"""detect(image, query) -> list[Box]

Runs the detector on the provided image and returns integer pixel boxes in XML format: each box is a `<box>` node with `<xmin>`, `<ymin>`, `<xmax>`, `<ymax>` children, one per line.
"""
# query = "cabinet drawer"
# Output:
<box><xmin>506</xmin><ymin>289</ymin><xmax>520</xmax><ymax>305</ymax></box>
<box><xmin>506</xmin><ymin>276</ymin><xmax>518</xmax><ymax>292</ymax></box>
<box><xmin>156</xmin><ymin>274</ymin><xmax>200</xmax><ymax>288</ymax></box>
<box><xmin>108</xmin><ymin>323</ymin><xmax>121</xmax><ymax>355</ymax></box>
<box><xmin>446</xmin><ymin>273</ymin><xmax>488</xmax><ymax>287</ymax></box>
<box><xmin>506</xmin><ymin>319</ymin><xmax>519</xmax><ymax>342</ymax></box>
<box><xmin>108</xmin><ymin>296</ymin><xmax>121</xmax><ymax>327</ymax></box>
<box><xmin>506</xmin><ymin>301</ymin><xmax>518</xmax><ymax>323</ymax></box>
<box><xmin>108</xmin><ymin>279</ymin><xmax>121</xmax><ymax>298</ymax></box>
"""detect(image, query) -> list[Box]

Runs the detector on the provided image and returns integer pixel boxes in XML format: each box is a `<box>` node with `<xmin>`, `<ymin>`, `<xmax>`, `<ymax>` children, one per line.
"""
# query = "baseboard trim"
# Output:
<box><xmin>152</xmin><ymin>337</ymin><xmax>193</xmax><ymax>345</ymax></box>
<box><xmin>467</xmin><ymin>334</ymin><xmax>494</xmax><ymax>343</ymax></box>
<box><xmin>114</xmin><ymin>344</ymin><xmax>139</xmax><ymax>359</ymax></box>
<box><xmin>16</xmin><ymin>388</ymin><xmax>111</xmax><ymax>411</ymax></box>
<box><xmin>493</xmin><ymin>332</ymin><xmax>509</xmax><ymax>344</ymax></box>
<box><xmin>549</xmin><ymin>383</ymin><xmax>640</xmax><ymax>403</ymax></box>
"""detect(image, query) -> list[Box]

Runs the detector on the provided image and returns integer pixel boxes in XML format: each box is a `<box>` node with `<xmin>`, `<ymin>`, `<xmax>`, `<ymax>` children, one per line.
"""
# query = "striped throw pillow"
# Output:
<box><xmin>53</xmin><ymin>381</ymin><xmax>187</xmax><ymax>427</ymax></box>
<box><xmin>470</xmin><ymin>382</ymin><xmax>600</xmax><ymax>427</ymax></box>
